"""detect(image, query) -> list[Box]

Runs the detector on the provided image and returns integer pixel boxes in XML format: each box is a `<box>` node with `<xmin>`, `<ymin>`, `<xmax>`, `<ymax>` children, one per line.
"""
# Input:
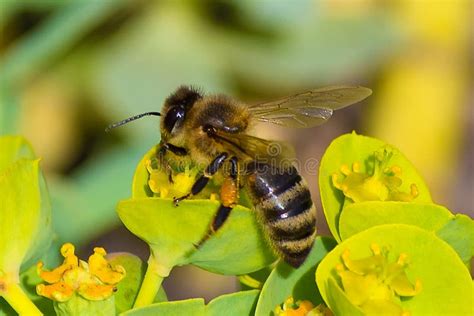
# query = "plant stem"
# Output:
<box><xmin>1</xmin><ymin>282</ymin><xmax>43</xmax><ymax>315</ymax></box>
<box><xmin>133</xmin><ymin>254</ymin><xmax>171</xmax><ymax>308</ymax></box>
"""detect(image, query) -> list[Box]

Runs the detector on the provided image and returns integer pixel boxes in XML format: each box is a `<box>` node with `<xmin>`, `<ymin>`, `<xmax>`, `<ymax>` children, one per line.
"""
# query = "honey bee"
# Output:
<box><xmin>107</xmin><ymin>85</ymin><xmax>371</xmax><ymax>267</ymax></box>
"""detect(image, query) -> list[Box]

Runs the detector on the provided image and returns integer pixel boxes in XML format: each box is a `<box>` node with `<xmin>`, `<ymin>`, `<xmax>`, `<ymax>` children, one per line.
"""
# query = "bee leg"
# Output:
<box><xmin>164</xmin><ymin>143</ymin><xmax>188</xmax><ymax>156</ymax></box>
<box><xmin>157</xmin><ymin>144</ymin><xmax>174</xmax><ymax>183</ymax></box>
<box><xmin>173</xmin><ymin>152</ymin><xmax>229</xmax><ymax>206</ymax></box>
<box><xmin>196</xmin><ymin>156</ymin><xmax>239</xmax><ymax>247</ymax></box>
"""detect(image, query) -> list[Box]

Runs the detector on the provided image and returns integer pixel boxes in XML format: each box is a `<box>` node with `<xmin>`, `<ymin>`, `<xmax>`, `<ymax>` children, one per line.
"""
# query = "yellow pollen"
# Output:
<box><xmin>410</xmin><ymin>184</ymin><xmax>419</xmax><ymax>197</ymax></box>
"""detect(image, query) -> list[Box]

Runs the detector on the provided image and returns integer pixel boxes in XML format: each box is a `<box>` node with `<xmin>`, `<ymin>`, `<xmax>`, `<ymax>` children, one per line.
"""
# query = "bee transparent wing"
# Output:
<box><xmin>248</xmin><ymin>86</ymin><xmax>372</xmax><ymax>128</ymax></box>
<box><xmin>212</xmin><ymin>130</ymin><xmax>295</xmax><ymax>165</ymax></box>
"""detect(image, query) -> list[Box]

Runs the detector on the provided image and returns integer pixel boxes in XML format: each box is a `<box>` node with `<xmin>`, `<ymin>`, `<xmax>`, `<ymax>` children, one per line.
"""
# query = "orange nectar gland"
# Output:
<box><xmin>274</xmin><ymin>297</ymin><xmax>315</xmax><ymax>316</ymax></box>
<box><xmin>36</xmin><ymin>243</ymin><xmax>125</xmax><ymax>302</ymax></box>
<box><xmin>336</xmin><ymin>243</ymin><xmax>421</xmax><ymax>315</ymax></box>
<box><xmin>331</xmin><ymin>149</ymin><xmax>419</xmax><ymax>202</ymax></box>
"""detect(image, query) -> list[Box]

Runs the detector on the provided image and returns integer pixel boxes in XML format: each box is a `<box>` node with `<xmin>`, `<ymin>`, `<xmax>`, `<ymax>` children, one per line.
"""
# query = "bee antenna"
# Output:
<box><xmin>105</xmin><ymin>112</ymin><xmax>161</xmax><ymax>132</ymax></box>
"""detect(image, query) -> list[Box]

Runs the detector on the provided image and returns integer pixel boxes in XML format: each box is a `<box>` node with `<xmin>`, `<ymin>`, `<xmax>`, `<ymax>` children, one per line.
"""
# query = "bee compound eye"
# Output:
<box><xmin>164</xmin><ymin>106</ymin><xmax>186</xmax><ymax>133</ymax></box>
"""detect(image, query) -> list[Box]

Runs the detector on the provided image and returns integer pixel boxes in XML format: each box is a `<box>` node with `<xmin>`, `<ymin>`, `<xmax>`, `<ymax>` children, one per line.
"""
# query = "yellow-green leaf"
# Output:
<box><xmin>0</xmin><ymin>159</ymin><xmax>51</xmax><ymax>279</ymax></box>
<box><xmin>117</xmin><ymin>198</ymin><xmax>275</xmax><ymax>275</ymax></box>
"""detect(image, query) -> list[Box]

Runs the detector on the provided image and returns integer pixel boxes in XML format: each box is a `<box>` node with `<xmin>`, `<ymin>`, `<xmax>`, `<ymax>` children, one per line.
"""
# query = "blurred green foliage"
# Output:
<box><xmin>0</xmin><ymin>0</ymin><xmax>401</xmax><ymax>256</ymax></box>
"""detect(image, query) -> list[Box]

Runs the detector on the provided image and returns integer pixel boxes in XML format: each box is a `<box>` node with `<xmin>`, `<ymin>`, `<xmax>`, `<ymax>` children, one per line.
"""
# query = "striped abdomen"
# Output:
<box><xmin>245</xmin><ymin>162</ymin><xmax>317</xmax><ymax>268</ymax></box>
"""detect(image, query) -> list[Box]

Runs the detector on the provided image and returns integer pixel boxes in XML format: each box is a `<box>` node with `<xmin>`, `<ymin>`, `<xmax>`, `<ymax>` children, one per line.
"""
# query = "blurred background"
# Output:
<box><xmin>0</xmin><ymin>0</ymin><xmax>472</xmax><ymax>302</ymax></box>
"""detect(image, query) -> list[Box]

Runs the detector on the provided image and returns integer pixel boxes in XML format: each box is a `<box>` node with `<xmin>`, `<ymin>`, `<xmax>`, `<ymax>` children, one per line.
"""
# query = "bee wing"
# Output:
<box><xmin>248</xmin><ymin>86</ymin><xmax>372</xmax><ymax>128</ymax></box>
<box><xmin>212</xmin><ymin>129</ymin><xmax>296</xmax><ymax>165</ymax></box>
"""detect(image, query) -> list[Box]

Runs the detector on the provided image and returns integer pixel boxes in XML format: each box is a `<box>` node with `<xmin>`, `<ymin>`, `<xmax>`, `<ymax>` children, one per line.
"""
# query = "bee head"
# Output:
<box><xmin>160</xmin><ymin>86</ymin><xmax>202</xmax><ymax>140</ymax></box>
<box><xmin>105</xmin><ymin>86</ymin><xmax>202</xmax><ymax>144</ymax></box>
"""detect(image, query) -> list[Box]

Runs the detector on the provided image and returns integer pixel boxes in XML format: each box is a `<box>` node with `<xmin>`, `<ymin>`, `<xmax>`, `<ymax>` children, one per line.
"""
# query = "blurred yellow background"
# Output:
<box><xmin>1</xmin><ymin>0</ymin><xmax>472</xmax><ymax>301</ymax></box>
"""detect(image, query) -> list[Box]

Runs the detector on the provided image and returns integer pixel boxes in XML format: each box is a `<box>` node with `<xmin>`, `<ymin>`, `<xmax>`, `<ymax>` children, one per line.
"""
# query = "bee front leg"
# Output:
<box><xmin>157</xmin><ymin>144</ymin><xmax>174</xmax><ymax>183</ymax></box>
<box><xmin>173</xmin><ymin>152</ymin><xmax>229</xmax><ymax>206</ymax></box>
<box><xmin>196</xmin><ymin>156</ymin><xmax>239</xmax><ymax>247</ymax></box>
<box><xmin>159</xmin><ymin>142</ymin><xmax>188</xmax><ymax>183</ymax></box>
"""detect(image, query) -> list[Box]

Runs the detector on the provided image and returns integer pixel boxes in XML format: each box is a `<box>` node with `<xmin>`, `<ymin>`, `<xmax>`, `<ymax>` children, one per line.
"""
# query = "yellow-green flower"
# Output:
<box><xmin>37</xmin><ymin>243</ymin><xmax>125</xmax><ymax>315</ymax></box>
<box><xmin>146</xmin><ymin>158</ymin><xmax>220</xmax><ymax>201</ymax></box>
<box><xmin>146</xmin><ymin>158</ymin><xmax>197</xmax><ymax>198</ymax></box>
<box><xmin>335</xmin><ymin>244</ymin><xmax>421</xmax><ymax>316</ymax></box>
<box><xmin>332</xmin><ymin>148</ymin><xmax>418</xmax><ymax>203</ymax></box>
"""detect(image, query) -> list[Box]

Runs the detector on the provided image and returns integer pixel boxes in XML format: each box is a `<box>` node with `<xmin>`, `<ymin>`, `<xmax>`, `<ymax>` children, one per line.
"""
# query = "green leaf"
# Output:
<box><xmin>20</xmin><ymin>167</ymin><xmax>53</xmax><ymax>271</ymax></box>
<box><xmin>338</xmin><ymin>202</ymin><xmax>453</xmax><ymax>240</ymax></box>
<box><xmin>121</xmin><ymin>298</ymin><xmax>205</xmax><ymax>316</ymax></box>
<box><xmin>0</xmin><ymin>136</ymin><xmax>51</xmax><ymax>270</ymax></box>
<box><xmin>117</xmin><ymin>198</ymin><xmax>275</xmax><ymax>275</ymax></box>
<box><xmin>255</xmin><ymin>237</ymin><xmax>337</xmax><ymax>316</ymax></box>
<box><xmin>207</xmin><ymin>290</ymin><xmax>259</xmax><ymax>316</ymax></box>
<box><xmin>107</xmin><ymin>253</ymin><xmax>167</xmax><ymax>314</ymax></box>
<box><xmin>319</xmin><ymin>132</ymin><xmax>432</xmax><ymax>241</ymax></box>
<box><xmin>0</xmin><ymin>136</ymin><xmax>35</xmax><ymax>173</ymax></box>
<box><xmin>316</xmin><ymin>224</ymin><xmax>473</xmax><ymax>316</ymax></box>
<box><xmin>0</xmin><ymin>159</ymin><xmax>52</xmax><ymax>278</ymax></box>
<box><xmin>121</xmin><ymin>291</ymin><xmax>260</xmax><ymax>316</ymax></box>
<box><xmin>436</xmin><ymin>214</ymin><xmax>474</xmax><ymax>267</ymax></box>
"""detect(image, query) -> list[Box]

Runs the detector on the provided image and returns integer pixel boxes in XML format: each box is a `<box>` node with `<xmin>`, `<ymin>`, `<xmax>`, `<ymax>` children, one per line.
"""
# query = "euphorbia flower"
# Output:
<box><xmin>332</xmin><ymin>148</ymin><xmax>418</xmax><ymax>202</ymax></box>
<box><xmin>146</xmin><ymin>158</ymin><xmax>197</xmax><ymax>198</ymax></box>
<box><xmin>335</xmin><ymin>244</ymin><xmax>421</xmax><ymax>315</ymax></box>
<box><xmin>274</xmin><ymin>296</ymin><xmax>315</xmax><ymax>316</ymax></box>
<box><xmin>37</xmin><ymin>243</ymin><xmax>125</xmax><ymax>315</ymax></box>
